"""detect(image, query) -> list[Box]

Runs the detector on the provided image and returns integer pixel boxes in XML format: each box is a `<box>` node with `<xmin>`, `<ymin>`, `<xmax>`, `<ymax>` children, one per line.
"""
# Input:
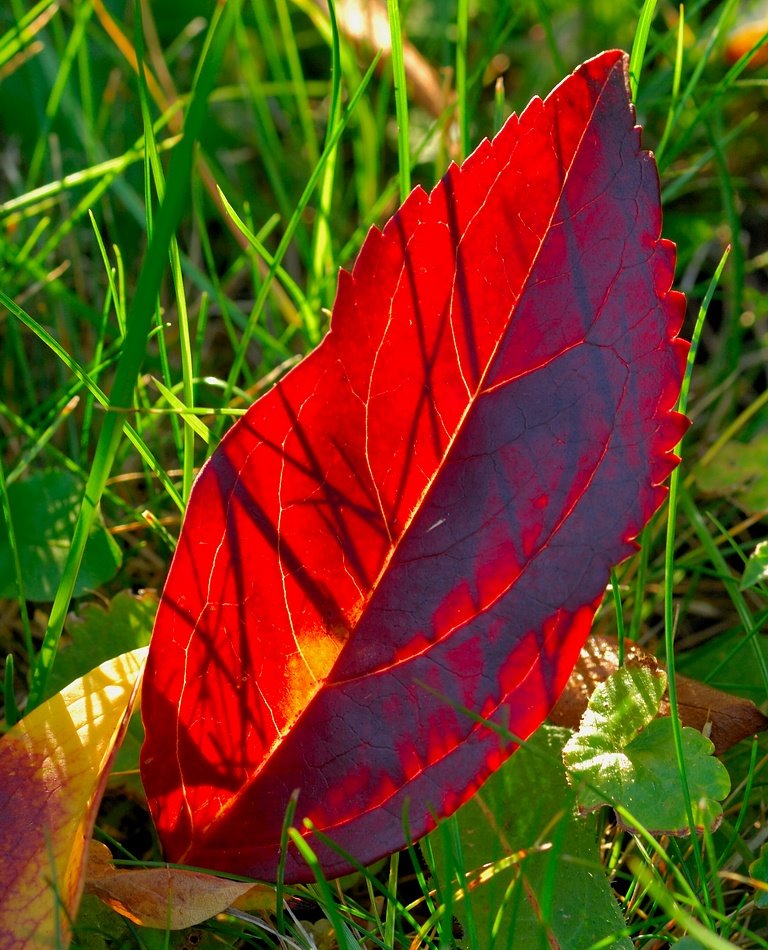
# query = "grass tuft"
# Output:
<box><xmin>0</xmin><ymin>0</ymin><xmax>767</xmax><ymax>945</ymax></box>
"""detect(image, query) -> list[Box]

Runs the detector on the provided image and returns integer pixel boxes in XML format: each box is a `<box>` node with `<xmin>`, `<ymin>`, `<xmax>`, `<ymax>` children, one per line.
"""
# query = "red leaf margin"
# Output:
<box><xmin>141</xmin><ymin>50</ymin><xmax>689</xmax><ymax>882</ymax></box>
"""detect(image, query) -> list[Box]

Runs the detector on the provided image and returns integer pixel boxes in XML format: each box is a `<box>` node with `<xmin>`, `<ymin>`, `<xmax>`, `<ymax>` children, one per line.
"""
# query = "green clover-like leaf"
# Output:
<box><xmin>563</xmin><ymin>662</ymin><xmax>730</xmax><ymax>835</ymax></box>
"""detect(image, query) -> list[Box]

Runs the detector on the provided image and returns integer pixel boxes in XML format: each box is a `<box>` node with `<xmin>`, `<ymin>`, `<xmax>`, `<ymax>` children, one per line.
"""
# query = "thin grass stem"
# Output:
<box><xmin>387</xmin><ymin>0</ymin><xmax>410</xmax><ymax>201</ymax></box>
<box><xmin>629</xmin><ymin>0</ymin><xmax>659</xmax><ymax>99</ymax></box>
<box><xmin>25</xmin><ymin>1</ymin><xmax>240</xmax><ymax>710</ymax></box>
<box><xmin>662</xmin><ymin>246</ymin><xmax>730</xmax><ymax>911</ymax></box>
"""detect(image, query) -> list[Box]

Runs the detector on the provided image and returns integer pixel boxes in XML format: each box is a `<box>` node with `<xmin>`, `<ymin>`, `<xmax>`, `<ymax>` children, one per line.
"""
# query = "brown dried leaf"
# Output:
<box><xmin>550</xmin><ymin>634</ymin><xmax>768</xmax><ymax>755</ymax></box>
<box><xmin>84</xmin><ymin>841</ymin><xmax>274</xmax><ymax>930</ymax></box>
<box><xmin>313</xmin><ymin>0</ymin><xmax>451</xmax><ymax>119</ymax></box>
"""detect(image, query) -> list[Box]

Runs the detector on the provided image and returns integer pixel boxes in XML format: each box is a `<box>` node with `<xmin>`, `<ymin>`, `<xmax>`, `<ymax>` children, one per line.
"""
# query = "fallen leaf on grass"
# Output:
<box><xmin>563</xmin><ymin>662</ymin><xmax>731</xmax><ymax>835</ymax></box>
<box><xmin>550</xmin><ymin>634</ymin><xmax>768</xmax><ymax>754</ymax></box>
<box><xmin>84</xmin><ymin>841</ymin><xmax>273</xmax><ymax>929</ymax></box>
<box><xmin>0</xmin><ymin>648</ymin><xmax>147</xmax><ymax>949</ymax></box>
<box><xmin>142</xmin><ymin>50</ymin><xmax>688</xmax><ymax>882</ymax></box>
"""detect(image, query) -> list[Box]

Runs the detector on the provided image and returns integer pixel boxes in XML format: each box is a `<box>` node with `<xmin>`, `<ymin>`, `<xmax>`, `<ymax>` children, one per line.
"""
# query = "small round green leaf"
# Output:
<box><xmin>563</xmin><ymin>662</ymin><xmax>731</xmax><ymax>835</ymax></box>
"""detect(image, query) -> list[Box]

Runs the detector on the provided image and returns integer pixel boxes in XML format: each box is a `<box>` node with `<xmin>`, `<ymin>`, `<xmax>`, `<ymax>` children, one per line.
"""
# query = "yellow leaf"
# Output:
<box><xmin>0</xmin><ymin>648</ymin><xmax>147</xmax><ymax>949</ymax></box>
<box><xmin>85</xmin><ymin>841</ymin><xmax>274</xmax><ymax>929</ymax></box>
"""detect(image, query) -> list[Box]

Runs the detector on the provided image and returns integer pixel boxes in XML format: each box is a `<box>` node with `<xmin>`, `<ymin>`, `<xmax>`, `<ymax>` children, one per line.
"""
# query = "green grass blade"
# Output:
<box><xmin>493</xmin><ymin>76</ymin><xmax>506</xmax><ymax>133</ymax></box>
<box><xmin>275</xmin><ymin>790</ymin><xmax>299</xmax><ymax>936</ymax></box>
<box><xmin>25</xmin><ymin>0</ymin><xmax>241</xmax><ymax>711</ymax></box>
<box><xmin>134</xmin><ymin>2</ymin><xmax>183</xmax><ymax>467</ymax></box>
<box><xmin>0</xmin><ymin>134</ymin><xmax>181</xmax><ymax>223</ymax></box>
<box><xmin>81</xmin><ymin>219</ymin><xmax>117</xmax><ymax>459</ymax></box>
<box><xmin>7</xmin><ymin>394</ymin><xmax>79</xmax><ymax>486</ymax></box>
<box><xmin>275</xmin><ymin>0</ymin><xmax>320</xmax><ymax>167</ymax></box>
<box><xmin>1</xmin><ymin>290</ymin><xmax>184</xmax><ymax>510</ymax></box>
<box><xmin>628</xmin><ymin>858</ymin><xmax>737</xmax><ymax>949</ymax></box>
<box><xmin>611</xmin><ymin>567</ymin><xmax>626</xmax><ymax>665</ymax></box>
<box><xmin>656</xmin><ymin>0</ymin><xmax>738</xmax><ymax>168</ymax></box>
<box><xmin>151</xmin><ymin>377</ymin><xmax>210</xmax><ymax>445</ymax></box>
<box><xmin>27</xmin><ymin>0</ymin><xmax>93</xmax><ymax>187</ymax></box>
<box><xmin>655</xmin><ymin>4</ymin><xmax>685</xmax><ymax>158</ymax></box>
<box><xmin>682</xmin><ymin>494</ymin><xmax>768</xmax><ymax>695</ymax></box>
<box><xmin>662</xmin><ymin>245</ymin><xmax>729</xmax><ymax>910</ymax></box>
<box><xmin>446</xmin><ymin>814</ymin><xmax>478</xmax><ymax>948</ymax></box>
<box><xmin>384</xmin><ymin>851</ymin><xmax>399</xmax><ymax>947</ymax></box>
<box><xmin>308</xmin><ymin>0</ymin><xmax>342</xmax><ymax>339</ymax></box>
<box><xmin>89</xmin><ymin>210</ymin><xmax>124</xmax><ymax>335</ymax></box>
<box><xmin>629</xmin><ymin>0</ymin><xmax>659</xmax><ymax>99</ymax></box>
<box><xmin>629</xmin><ymin>525</ymin><xmax>650</xmax><ymax>642</ymax></box>
<box><xmin>221</xmin><ymin>54</ymin><xmax>380</xmax><ymax>405</ymax></box>
<box><xmin>0</xmin><ymin>455</ymin><xmax>34</xmax><ymax>671</ymax></box>
<box><xmin>529</xmin><ymin>0</ymin><xmax>565</xmax><ymax>73</ymax></box>
<box><xmin>387</xmin><ymin>0</ymin><xmax>411</xmax><ymax>201</ymax></box>
<box><xmin>287</xmin><ymin>827</ymin><xmax>362</xmax><ymax>950</ymax></box>
<box><xmin>217</xmin><ymin>188</ymin><xmax>314</xmax><ymax>326</ymax></box>
<box><xmin>456</xmin><ymin>0</ymin><xmax>470</xmax><ymax>159</ymax></box>
<box><xmin>661</xmin><ymin>112</ymin><xmax>755</xmax><ymax>205</ymax></box>
<box><xmin>0</xmin><ymin>0</ymin><xmax>58</xmax><ymax>68</ymax></box>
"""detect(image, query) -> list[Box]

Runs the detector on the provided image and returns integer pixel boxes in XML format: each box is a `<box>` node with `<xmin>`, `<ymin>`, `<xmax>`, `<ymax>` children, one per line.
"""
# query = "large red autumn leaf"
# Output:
<box><xmin>141</xmin><ymin>50</ymin><xmax>688</xmax><ymax>882</ymax></box>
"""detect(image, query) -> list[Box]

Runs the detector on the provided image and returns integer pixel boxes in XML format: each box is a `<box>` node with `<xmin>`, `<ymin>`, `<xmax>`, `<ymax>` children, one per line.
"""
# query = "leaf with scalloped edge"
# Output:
<box><xmin>141</xmin><ymin>49</ymin><xmax>688</xmax><ymax>882</ymax></box>
<box><xmin>550</xmin><ymin>633</ymin><xmax>768</xmax><ymax>755</ymax></box>
<box><xmin>563</xmin><ymin>662</ymin><xmax>731</xmax><ymax>835</ymax></box>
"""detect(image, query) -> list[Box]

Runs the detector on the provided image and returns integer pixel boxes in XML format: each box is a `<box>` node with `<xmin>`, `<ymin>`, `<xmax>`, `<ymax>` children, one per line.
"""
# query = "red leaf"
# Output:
<box><xmin>141</xmin><ymin>50</ymin><xmax>688</xmax><ymax>882</ymax></box>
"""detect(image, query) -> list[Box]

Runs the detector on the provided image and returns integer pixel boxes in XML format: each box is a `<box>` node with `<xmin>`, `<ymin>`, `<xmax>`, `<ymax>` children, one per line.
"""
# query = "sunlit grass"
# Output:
<box><xmin>0</xmin><ymin>0</ymin><xmax>767</xmax><ymax>946</ymax></box>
